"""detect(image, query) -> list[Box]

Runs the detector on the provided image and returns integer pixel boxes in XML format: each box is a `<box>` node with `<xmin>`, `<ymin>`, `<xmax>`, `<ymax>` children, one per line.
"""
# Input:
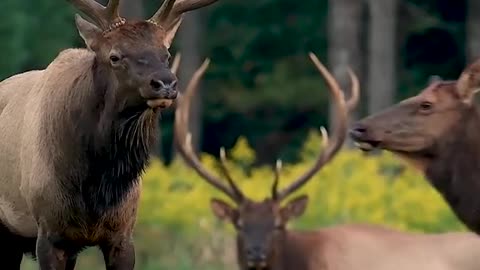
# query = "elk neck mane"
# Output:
<box><xmin>39</xmin><ymin>48</ymin><xmax>158</xmax><ymax>217</ymax></box>
<box><xmin>425</xmin><ymin>104</ymin><xmax>480</xmax><ymax>232</ymax></box>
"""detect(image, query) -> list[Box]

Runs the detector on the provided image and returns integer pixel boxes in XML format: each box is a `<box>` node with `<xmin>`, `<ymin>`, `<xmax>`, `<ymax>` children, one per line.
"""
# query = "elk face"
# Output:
<box><xmin>210</xmin><ymin>196</ymin><xmax>308</xmax><ymax>270</ymax></box>
<box><xmin>69</xmin><ymin>0</ymin><xmax>221</xmax><ymax>110</ymax></box>
<box><xmin>350</xmin><ymin>58</ymin><xmax>480</xmax><ymax>159</ymax></box>
<box><xmin>350</xmin><ymin>81</ymin><xmax>468</xmax><ymax>155</ymax></box>
<box><xmin>76</xmin><ymin>18</ymin><xmax>177</xmax><ymax>109</ymax></box>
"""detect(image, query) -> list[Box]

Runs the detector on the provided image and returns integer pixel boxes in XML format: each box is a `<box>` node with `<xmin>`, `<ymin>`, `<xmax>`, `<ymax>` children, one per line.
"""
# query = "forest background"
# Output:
<box><xmin>1</xmin><ymin>0</ymin><xmax>475</xmax><ymax>269</ymax></box>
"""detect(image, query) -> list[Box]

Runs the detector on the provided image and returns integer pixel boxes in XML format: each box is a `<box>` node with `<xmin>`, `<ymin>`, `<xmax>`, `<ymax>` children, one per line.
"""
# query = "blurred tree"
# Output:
<box><xmin>367</xmin><ymin>0</ymin><xmax>398</xmax><ymax>114</ymax></box>
<box><xmin>119</xmin><ymin>0</ymin><xmax>144</xmax><ymax>19</ymax></box>
<box><xmin>466</xmin><ymin>0</ymin><xmax>480</xmax><ymax>61</ymax></box>
<box><xmin>176</xmin><ymin>11</ymin><xmax>205</xmax><ymax>154</ymax></box>
<box><xmin>327</xmin><ymin>0</ymin><xmax>364</xmax><ymax>146</ymax></box>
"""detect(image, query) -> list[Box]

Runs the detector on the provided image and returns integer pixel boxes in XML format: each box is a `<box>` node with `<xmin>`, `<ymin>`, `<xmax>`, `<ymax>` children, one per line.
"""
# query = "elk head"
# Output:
<box><xmin>68</xmin><ymin>0</ymin><xmax>219</xmax><ymax>110</ymax></box>
<box><xmin>173</xmin><ymin>53</ymin><xmax>359</xmax><ymax>269</ymax></box>
<box><xmin>350</xmin><ymin>59</ymin><xmax>480</xmax><ymax>169</ymax></box>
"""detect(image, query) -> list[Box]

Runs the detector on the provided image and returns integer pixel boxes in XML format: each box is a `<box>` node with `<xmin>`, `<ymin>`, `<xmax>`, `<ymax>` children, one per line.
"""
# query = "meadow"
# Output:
<box><xmin>21</xmin><ymin>130</ymin><xmax>464</xmax><ymax>269</ymax></box>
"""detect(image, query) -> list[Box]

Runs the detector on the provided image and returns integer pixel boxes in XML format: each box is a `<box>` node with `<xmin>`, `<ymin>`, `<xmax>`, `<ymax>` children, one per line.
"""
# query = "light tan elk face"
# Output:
<box><xmin>350</xmin><ymin>59</ymin><xmax>480</xmax><ymax>159</ymax></box>
<box><xmin>70</xmin><ymin>0</ymin><xmax>219</xmax><ymax>109</ymax></box>
<box><xmin>172</xmin><ymin>53</ymin><xmax>359</xmax><ymax>269</ymax></box>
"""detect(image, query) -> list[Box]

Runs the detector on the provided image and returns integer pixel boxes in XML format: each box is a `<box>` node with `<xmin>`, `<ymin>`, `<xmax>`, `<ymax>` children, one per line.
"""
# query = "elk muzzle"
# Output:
<box><xmin>143</xmin><ymin>72</ymin><xmax>178</xmax><ymax>109</ymax></box>
<box><xmin>245</xmin><ymin>246</ymin><xmax>269</xmax><ymax>270</ymax></box>
<box><xmin>349</xmin><ymin>122</ymin><xmax>382</xmax><ymax>151</ymax></box>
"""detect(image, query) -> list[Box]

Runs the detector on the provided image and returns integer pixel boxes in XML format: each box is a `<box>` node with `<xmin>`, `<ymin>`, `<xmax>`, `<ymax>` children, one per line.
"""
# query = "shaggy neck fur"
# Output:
<box><xmin>42</xmin><ymin>49</ymin><xmax>158</xmax><ymax>219</ymax></box>
<box><xmin>425</xmin><ymin>106</ymin><xmax>480</xmax><ymax>233</ymax></box>
<box><xmin>84</xmin><ymin>57</ymin><xmax>157</xmax><ymax>217</ymax></box>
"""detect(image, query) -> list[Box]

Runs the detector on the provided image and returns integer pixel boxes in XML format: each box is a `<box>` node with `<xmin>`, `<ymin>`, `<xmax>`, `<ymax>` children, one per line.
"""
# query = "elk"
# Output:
<box><xmin>0</xmin><ymin>0</ymin><xmax>220</xmax><ymax>269</ymax></box>
<box><xmin>174</xmin><ymin>55</ymin><xmax>480</xmax><ymax>270</ymax></box>
<box><xmin>350</xmin><ymin>59</ymin><xmax>480</xmax><ymax>234</ymax></box>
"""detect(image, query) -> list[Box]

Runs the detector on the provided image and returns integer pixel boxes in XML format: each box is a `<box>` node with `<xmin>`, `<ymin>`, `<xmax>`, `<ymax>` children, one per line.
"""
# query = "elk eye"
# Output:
<box><xmin>109</xmin><ymin>54</ymin><xmax>121</xmax><ymax>64</ymax></box>
<box><xmin>420</xmin><ymin>101</ymin><xmax>433</xmax><ymax>111</ymax></box>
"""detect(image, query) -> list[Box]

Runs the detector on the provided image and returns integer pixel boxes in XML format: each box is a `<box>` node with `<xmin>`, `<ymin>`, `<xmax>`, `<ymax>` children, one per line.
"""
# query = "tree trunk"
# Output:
<box><xmin>174</xmin><ymin>11</ymin><xmax>204</xmax><ymax>156</ymax></box>
<box><xmin>327</xmin><ymin>0</ymin><xmax>364</xmax><ymax>145</ymax></box>
<box><xmin>366</xmin><ymin>0</ymin><xmax>398</xmax><ymax>114</ymax></box>
<box><xmin>466</xmin><ymin>0</ymin><xmax>480</xmax><ymax>62</ymax></box>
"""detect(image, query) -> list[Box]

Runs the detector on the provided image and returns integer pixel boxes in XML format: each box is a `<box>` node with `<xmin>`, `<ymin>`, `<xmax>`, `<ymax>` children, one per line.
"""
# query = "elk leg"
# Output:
<box><xmin>36</xmin><ymin>229</ymin><xmax>70</xmax><ymax>270</ymax></box>
<box><xmin>0</xmin><ymin>244</ymin><xmax>23</xmax><ymax>270</ymax></box>
<box><xmin>100</xmin><ymin>238</ymin><xmax>135</xmax><ymax>270</ymax></box>
<box><xmin>65</xmin><ymin>255</ymin><xmax>77</xmax><ymax>270</ymax></box>
<box><xmin>0</xmin><ymin>223</ymin><xmax>26</xmax><ymax>270</ymax></box>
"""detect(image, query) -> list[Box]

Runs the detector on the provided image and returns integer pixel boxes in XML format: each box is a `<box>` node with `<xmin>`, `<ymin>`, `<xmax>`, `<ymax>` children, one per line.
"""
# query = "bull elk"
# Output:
<box><xmin>0</xmin><ymin>0</ymin><xmax>220</xmax><ymax>269</ymax></box>
<box><xmin>175</xmin><ymin>54</ymin><xmax>480</xmax><ymax>270</ymax></box>
<box><xmin>350</xmin><ymin>59</ymin><xmax>480</xmax><ymax>234</ymax></box>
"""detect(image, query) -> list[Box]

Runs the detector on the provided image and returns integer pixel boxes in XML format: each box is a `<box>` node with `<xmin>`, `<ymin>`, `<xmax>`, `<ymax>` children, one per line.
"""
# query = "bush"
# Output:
<box><xmin>21</xmin><ymin>130</ymin><xmax>465</xmax><ymax>270</ymax></box>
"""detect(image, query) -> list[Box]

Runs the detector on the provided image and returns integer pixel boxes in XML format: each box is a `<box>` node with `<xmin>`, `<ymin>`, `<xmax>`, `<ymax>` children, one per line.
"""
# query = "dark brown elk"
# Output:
<box><xmin>350</xmin><ymin>59</ymin><xmax>480</xmax><ymax>234</ymax></box>
<box><xmin>0</xmin><ymin>0</ymin><xmax>220</xmax><ymax>269</ymax></box>
<box><xmin>174</xmin><ymin>54</ymin><xmax>480</xmax><ymax>270</ymax></box>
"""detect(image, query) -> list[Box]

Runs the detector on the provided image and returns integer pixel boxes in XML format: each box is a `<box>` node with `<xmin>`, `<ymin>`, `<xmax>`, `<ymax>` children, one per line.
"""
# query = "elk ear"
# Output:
<box><xmin>456</xmin><ymin>61</ymin><xmax>480</xmax><ymax>104</ymax></box>
<box><xmin>210</xmin><ymin>198</ymin><xmax>237</xmax><ymax>222</ymax></box>
<box><xmin>75</xmin><ymin>14</ymin><xmax>102</xmax><ymax>51</ymax></box>
<box><xmin>280</xmin><ymin>195</ymin><xmax>309</xmax><ymax>221</ymax></box>
<box><xmin>163</xmin><ymin>17</ymin><xmax>183</xmax><ymax>49</ymax></box>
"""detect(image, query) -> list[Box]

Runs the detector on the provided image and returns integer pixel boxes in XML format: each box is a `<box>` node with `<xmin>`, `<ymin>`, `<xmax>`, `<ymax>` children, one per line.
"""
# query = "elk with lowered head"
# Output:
<box><xmin>174</xmin><ymin>54</ymin><xmax>480</xmax><ymax>270</ymax></box>
<box><xmin>350</xmin><ymin>59</ymin><xmax>480</xmax><ymax>234</ymax></box>
<box><xmin>0</xmin><ymin>0</ymin><xmax>220</xmax><ymax>269</ymax></box>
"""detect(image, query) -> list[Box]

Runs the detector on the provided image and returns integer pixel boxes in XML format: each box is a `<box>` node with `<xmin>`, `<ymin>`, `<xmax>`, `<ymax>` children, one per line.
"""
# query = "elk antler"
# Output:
<box><xmin>68</xmin><ymin>0</ymin><xmax>124</xmax><ymax>30</ymax></box>
<box><xmin>171</xmin><ymin>53</ymin><xmax>182</xmax><ymax>75</ymax></box>
<box><xmin>273</xmin><ymin>52</ymin><xmax>358</xmax><ymax>201</ymax></box>
<box><xmin>174</xmin><ymin>59</ymin><xmax>245</xmax><ymax>203</ymax></box>
<box><xmin>271</xmin><ymin>159</ymin><xmax>282</xmax><ymax>200</ymax></box>
<box><xmin>346</xmin><ymin>67</ymin><xmax>360</xmax><ymax>111</ymax></box>
<box><xmin>149</xmin><ymin>0</ymin><xmax>220</xmax><ymax>30</ymax></box>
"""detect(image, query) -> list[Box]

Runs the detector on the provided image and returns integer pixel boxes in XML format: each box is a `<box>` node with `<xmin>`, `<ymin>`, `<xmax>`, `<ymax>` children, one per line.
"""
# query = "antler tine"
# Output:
<box><xmin>169</xmin><ymin>0</ymin><xmax>219</xmax><ymax>21</ymax></box>
<box><xmin>219</xmin><ymin>147</ymin><xmax>244</xmax><ymax>200</ymax></box>
<box><xmin>174</xmin><ymin>59</ymin><xmax>243</xmax><ymax>203</ymax></box>
<box><xmin>105</xmin><ymin>0</ymin><xmax>121</xmax><ymax>23</ymax></box>
<box><xmin>275</xmin><ymin>52</ymin><xmax>351</xmax><ymax>200</ymax></box>
<box><xmin>171</xmin><ymin>53</ymin><xmax>182</xmax><ymax>75</ymax></box>
<box><xmin>271</xmin><ymin>159</ymin><xmax>282</xmax><ymax>200</ymax></box>
<box><xmin>148</xmin><ymin>0</ymin><xmax>177</xmax><ymax>26</ymax></box>
<box><xmin>346</xmin><ymin>67</ymin><xmax>360</xmax><ymax>112</ymax></box>
<box><xmin>68</xmin><ymin>0</ymin><xmax>123</xmax><ymax>30</ymax></box>
<box><xmin>149</xmin><ymin>0</ymin><xmax>220</xmax><ymax>29</ymax></box>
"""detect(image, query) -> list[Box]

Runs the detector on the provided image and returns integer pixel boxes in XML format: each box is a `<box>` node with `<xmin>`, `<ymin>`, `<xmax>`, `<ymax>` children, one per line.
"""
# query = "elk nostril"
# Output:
<box><xmin>352</xmin><ymin>124</ymin><xmax>367</xmax><ymax>134</ymax></box>
<box><xmin>170</xmin><ymin>80</ymin><xmax>178</xmax><ymax>89</ymax></box>
<box><xmin>150</xmin><ymin>79</ymin><xmax>163</xmax><ymax>90</ymax></box>
<box><xmin>349</xmin><ymin>123</ymin><xmax>369</xmax><ymax>140</ymax></box>
<box><xmin>354</xmin><ymin>126</ymin><xmax>366</xmax><ymax>133</ymax></box>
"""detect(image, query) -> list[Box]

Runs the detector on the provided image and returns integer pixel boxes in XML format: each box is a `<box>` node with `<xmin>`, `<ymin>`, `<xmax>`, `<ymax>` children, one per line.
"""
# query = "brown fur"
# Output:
<box><xmin>212</xmin><ymin>197</ymin><xmax>480</xmax><ymax>270</ymax></box>
<box><xmin>350</xmin><ymin>59</ymin><xmax>480</xmax><ymax>233</ymax></box>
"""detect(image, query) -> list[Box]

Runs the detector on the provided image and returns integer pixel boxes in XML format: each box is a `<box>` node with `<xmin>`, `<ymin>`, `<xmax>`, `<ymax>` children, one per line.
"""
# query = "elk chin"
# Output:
<box><xmin>247</xmin><ymin>261</ymin><xmax>269</xmax><ymax>270</ymax></box>
<box><xmin>146</xmin><ymin>99</ymin><xmax>173</xmax><ymax>109</ymax></box>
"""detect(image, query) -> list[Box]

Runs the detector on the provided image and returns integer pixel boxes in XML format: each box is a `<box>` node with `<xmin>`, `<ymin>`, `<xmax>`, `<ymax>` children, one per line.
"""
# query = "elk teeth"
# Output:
<box><xmin>354</xmin><ymin>141</ymin><xmax>375</xmax><ymax>151</ymax></box>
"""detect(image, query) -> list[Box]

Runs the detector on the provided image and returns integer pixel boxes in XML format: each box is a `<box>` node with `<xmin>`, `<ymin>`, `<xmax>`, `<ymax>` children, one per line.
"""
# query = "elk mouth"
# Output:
<box><xmin>353</xmin><ymin>140</ymin><xmax>381</xmax><ymax>152</ymax></box>
<box><xmin>146</xmin><ymin>98</ymin><xmax>174</xmax><ymax>109</ymax></box>
<box><xmin>247</xmin><ymin>261</ymin><xmax>269</xmax><ymax>270</ymax></box>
